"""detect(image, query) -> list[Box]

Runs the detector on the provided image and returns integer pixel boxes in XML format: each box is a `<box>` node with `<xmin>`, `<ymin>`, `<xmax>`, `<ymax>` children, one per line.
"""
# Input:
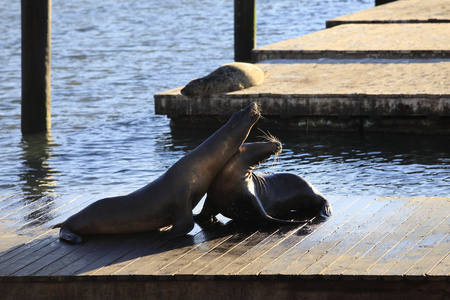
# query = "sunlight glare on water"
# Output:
<box><xmin>0</xmin><ymin>0</ymin><xmax>449</xmax><ymax>199</ymax></box>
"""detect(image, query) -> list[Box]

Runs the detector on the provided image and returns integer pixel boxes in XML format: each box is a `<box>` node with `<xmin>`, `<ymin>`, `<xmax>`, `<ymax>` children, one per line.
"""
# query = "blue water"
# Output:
<box><xmin>1</xmin><ymin>0</ymin><xmax>449</xmax><ymax>199</ymax></box>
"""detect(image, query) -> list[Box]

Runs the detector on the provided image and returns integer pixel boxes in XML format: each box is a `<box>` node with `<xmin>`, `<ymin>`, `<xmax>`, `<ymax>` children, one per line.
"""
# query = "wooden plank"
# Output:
<box><xmin>0</xmin><ymin>195</ymin><xmax>48</xmax><ymax>228</ymax></box>
<box><xmin>0</xmin><ymin>195</ymin><xmax>93</xmax><ymax>250</ymax></box>
<box><xmin>0</xmin><ymin>195</ymin><xmax>18</xmax><ymax>211</ymax></box>
<box><xmin>90</xmin><ymin>231</ymin><xmax>208</xmax><ymax>276</ymax></box>
<box><xmin>341</xmin><ymin>197</ymin><xmax>435</xmax><ymax>275</ymax></box>
<box><xmin>406</xmin><ymin>232</ymin><xmax>449</xmax><ymax>276</ymax></box>
<box><xmin>318</xmin><ymin>196</ymin><xmax>420</xmax><ymax>275</ymax></box>
<box><xmin>151</xmin><ymin>219</ymin><xmax>239</xmax><ymax>275</ymax></box>
<box><xmin>428</xmin><ymin>245</ymin><xmax>450</xmax><ymax>276</ymax></box>
<box><xmin>0</xmin><ymin>195</ymin><xmax>96</xmax><ymax>274</ymax></box>
<box><xmin>258</xmin><ymin>196</ymin><xmax>375</xmax><ymax>274</ymax></box>
<box><xmin>237</xmin><ymin>195</ymin><xmax>354</xmax><ymax>275</ymax></box>
<box><xmin>3</xmin><ymin>194</ymin><xmax>85</xmax><ymax>235</ymax></box>
<box><xmin>379</xmin><ymin>198</ymin><xmax>449</xmax><ymax>276</ymax></box>
<box><xmin>385</xmin><ymin>216</ymin><xmax>449</xmax><ymax>276</ymax></box>
<box><xmin>0</xmin><ymin>233</ymin><xmax>57</xmax><ymax>275</ymax></box>
<box><xmin>239</xmin><ymin>195</ymin><xmax>366</xmax><ymax>275</ymax></box>
<box><xmin>364</xmin><ymin>198</ymin><xmax>448</xmax><ymax>275</ymax></box>
<box><xmin>216</xmin><ymin>195</ymin><xmax>343</xmax><ymax>275</ymax></box>
<box><xmin>137</xmin><ymin>227</ymin><xmax>257</xmax><ymax>275</ymax></box>
<box><xmin>283</xmin><ymin>196</ymin><xmax>396</xmax><ymax>275</ymax></box>
<box><xmin>78</xmin><ymin>222</ymin><xmax>206</xmax><ymax>275</ymax></box>
<box><xmin>49</xmin><ymin>235</ymin><xmax>128</xmax><ymax>276</ymax></box>
<box><xmin>32</xmin><ymin>234</ymin><xmax>117</xmax><ymax>276</ymax></box>
<box><xmin>108</xmin><ymin>226</ymin><xmax>211</xmax><ymax>275</ymax></box>
<box><xmin>300</xmin><ymin>196</ymin><xmax>404</xmax><ymax>275</ymax></box>
<box><xmin>194</xmin><ymin>226</ymin><xmax>282</xmax><ymax>275</ymax></box>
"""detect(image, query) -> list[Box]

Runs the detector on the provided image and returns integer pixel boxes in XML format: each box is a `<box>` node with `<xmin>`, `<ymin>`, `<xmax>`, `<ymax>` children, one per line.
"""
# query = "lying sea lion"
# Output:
<box><xmin>181</xmin><ymin>62</ymin><xmax>267</xmax><ymax>98</ymax></box>
<box><xmin>195</xmin><ymin>134</ymin><xmax>332</xmax><ymax>224</ymax></box>
<box><xmin>57</xmin><ymin>103</ymin><xmax>261</xmax><ymax>244</ymax></box>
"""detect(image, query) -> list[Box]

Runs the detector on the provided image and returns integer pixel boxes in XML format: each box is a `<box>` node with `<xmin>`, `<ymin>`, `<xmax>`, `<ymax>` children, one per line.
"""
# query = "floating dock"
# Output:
<box><xmin>155</xmin><ymin>0</ymin><xmax>450</xmax><ymax>133</ymax></box>
<box><xmin>0</xmin><ymin>194</ymin><xmax>449</xmax><ymax>299</ymax></box>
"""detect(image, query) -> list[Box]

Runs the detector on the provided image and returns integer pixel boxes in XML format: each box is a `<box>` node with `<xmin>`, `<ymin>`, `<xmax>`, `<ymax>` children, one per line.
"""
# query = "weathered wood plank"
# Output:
<box><xmin>317</xmin><ymin>197</ymin><xmax>416</xmax><ymax>275</ymax></box>
<box><xmin>217</xmin><ymin>195</ymin><xmax>343</xmax><ymax>275</ymax></box>
<box><xmin>428</xmin><ymin>245</ymin><xmax>450</xmax><ymax>276</ymax></box>
<box><xmin>153</xmin><ymin>220</ymin><xmax>238</xmax><ymax>275</ymax></box>
<box><xmin>0</xmin><ymin>195</ymin><xmax>95</xmax><ymax>257</ymax></box>
<box><xmin>406</xmin><ymin>232</ymin><xmax>449</xmax><ymax>276</ymax></box>
<box><xmin>0</xmin><ymin>195</ymin><xmax>101</xmax><ymax>275</ymax></box>
<box><xmin>49</xmin><ymin>235</ymin><xmax>128</xmax><ymax>276</ymax></box>
<box><xmin>341</xmin><ymin>197</ymin><xmax>435</xmax><ymax>275</ymax></box>
<box><xmin>81</xmin><ymin>231</ymin><xmax>165</xmax><ymax>275</ymax></box>
<box><xmin>299</xmin><ymin>196</ymin><xmax>401</xmax><ymax>275</ymax></box>
<box><xmin>237</xmin><ymin>195</ymin><xmax>351</xmax><ymax>275</ymax></box>
<box><xmin>195</xmin><ymin>226</ymin><xmax>282</xmax><ymax>275</ymax></box>
<box><xmin>284</xmin><ymin>196</ymin><xmax>396</xmax><ymax>275</ymax></box>
<box><xmin>84</xmin><ymin>222</ymin><xmax>206</xmax><ymax>275</ymax></box>
<box><xmin>109</xmin><ymin>226</ymin><xmax>211</xmax><ymax>275</ymax></box>
<box><xmin>147</xmin><ymin>229</ymin><xmax>256</xmax><ymax>275</ymax></box>
<box><xmin>0</xmin><ymin>233</ymin><xmax>57</xmax><ymax>275</ymax></box>
<box><xmin>258</xmin><ymin>195</ymin><xmax>375</xmax><ymax>274</ymax></box>
<box><xmin>371</xmin><ymin>198</ymin><xmax>449</xmax><ymax>275</ymax></box>
<box><xmin>0</xmin><ymin>195</ymin><xmax>18</xmax><ymax>211</ymax></box>
<box><xmin>4</xmin><ymin>194</ymin><xmax>87</xmax><ymax>235</ymax></box>
<box><xmin>236</xmin><ymin>195</ymin><xmax>361</xmax><ymax>275</ymax></box>
<box><xmin>385</xmin><ymin>215</ymin><xmax>449</xmax><ymax>276</ymax></box>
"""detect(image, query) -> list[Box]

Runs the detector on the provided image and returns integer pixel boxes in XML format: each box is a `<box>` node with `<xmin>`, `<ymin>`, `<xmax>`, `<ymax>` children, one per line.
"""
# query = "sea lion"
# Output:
<box><xmin>57</xmin><ymin>103</ymin><xmax>261</xmax><ymax>244</ymax></box>
<box><xmin>181</xmin><ymin>62</ymin><xmax>267</xmax><ymax>98</ymax></box>
<box><xmin>195</xmin><ymin>134</ymin><xmax>332</xmax><ymax>224</ymax></box>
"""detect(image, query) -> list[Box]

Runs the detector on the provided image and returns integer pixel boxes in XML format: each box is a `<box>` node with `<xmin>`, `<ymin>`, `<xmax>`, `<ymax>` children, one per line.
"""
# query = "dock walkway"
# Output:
<box><xmin>155</xmin><ymin>0</ymin><xmax>450</xmax><ymax>133</ymax></box>
<box><xmin>0</xmin><ymin>194</ymin><xmax>449</xmax><ymax>299</ymax></box>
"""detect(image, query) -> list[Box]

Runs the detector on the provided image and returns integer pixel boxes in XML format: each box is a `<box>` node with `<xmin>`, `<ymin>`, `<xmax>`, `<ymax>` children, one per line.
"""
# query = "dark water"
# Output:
<box><xmin>1</xmin><ymin>0</ymin><xmax>449</xmax><ymax>200</ymax></box>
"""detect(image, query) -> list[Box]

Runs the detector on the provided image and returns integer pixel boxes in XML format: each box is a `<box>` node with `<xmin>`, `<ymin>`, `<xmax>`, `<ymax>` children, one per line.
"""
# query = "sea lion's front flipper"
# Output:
<box><xmin>59</xmin><ymin>227</ymin><xmax>83</xmax><ymax>244</ymax></box>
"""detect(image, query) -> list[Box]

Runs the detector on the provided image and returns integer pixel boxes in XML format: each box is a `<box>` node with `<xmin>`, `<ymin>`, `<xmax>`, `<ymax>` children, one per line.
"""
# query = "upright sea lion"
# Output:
<box><xmin>57</xmin><ymin>103</ymin><xmax>261</xmax><ymax>244</ymax></box>
<box><xmin>195</xmin><ymin>134</ymin><xmax>332</xmax><ymax>224</ymax></box>
<box><xmin>181</xmin><ymin>62</ymin><xmax>267</xmax><ymax>98</ymax></box>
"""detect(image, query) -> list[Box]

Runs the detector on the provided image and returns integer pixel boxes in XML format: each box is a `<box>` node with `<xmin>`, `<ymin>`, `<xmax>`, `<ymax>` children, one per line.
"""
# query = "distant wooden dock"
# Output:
<box><xmin>155</xmin><ymin>0</ymin><xmax>450</xmax><ymax>133</ymax></box>
<box><xmin>0</xmin><ymin>194</ymin><xmax>448</xmax><ymax>299</ymax></box>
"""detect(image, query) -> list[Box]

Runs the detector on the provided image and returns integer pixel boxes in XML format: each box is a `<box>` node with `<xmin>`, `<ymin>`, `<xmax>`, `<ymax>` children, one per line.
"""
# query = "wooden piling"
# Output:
<box><xmin>21</xmin><ymin>0</ymin><xmax>52</xmax><ymax>134</ymax></box>
<box><xmin>234</xmin><ymin>0</ymin><xmax>256</xmax><ymax>62</ymax></box>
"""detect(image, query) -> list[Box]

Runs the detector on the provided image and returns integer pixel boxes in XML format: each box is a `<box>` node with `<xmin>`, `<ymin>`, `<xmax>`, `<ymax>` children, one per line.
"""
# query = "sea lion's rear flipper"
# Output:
<box><xmin>59</xmin><ymin>227</ymin><xmax>83</xmax><ymax>244</ymax></box>
<box><xmin>250</xmin><ymin>196</ymin><xmax>308</xmax><ymax>224</ymax></box>
<box><xmin>193</xmin><ymin>196</ymin><xmax>219</xmax><ymax>225</ymax></box>
<box><xmin>319</xmin><ymin>198</ymin><xmax>333</xmax><ymax>217</ymax></box>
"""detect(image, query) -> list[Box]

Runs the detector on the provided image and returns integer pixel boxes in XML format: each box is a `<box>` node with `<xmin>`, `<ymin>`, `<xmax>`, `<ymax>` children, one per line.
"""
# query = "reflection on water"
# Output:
<box><xmin>19</xmin><ymin>132</ymin><xmax>59</xmax><ymax>195</ymax></box>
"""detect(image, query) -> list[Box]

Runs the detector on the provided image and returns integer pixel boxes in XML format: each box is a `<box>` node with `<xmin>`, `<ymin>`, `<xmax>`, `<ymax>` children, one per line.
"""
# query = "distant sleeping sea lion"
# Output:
<box><xmin>181</xmin><ymin>62</ymin><xmax>267</xmax><ymax>98</ymax></box>
<box><xmin>56</xmin><ymin>103</ymin><xmax>261</xmax><ymax>244</ymax></box>
<box><xmin>195</xmin><ymin>134</ymin><xmax>332</xmax><ymax>224</ymax></box>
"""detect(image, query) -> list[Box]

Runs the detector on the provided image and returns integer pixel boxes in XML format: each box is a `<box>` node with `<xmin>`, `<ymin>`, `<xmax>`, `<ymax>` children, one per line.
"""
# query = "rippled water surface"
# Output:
<box><xmin>1</xmin><ymin>0</ymin><xmax>449</xmax><ymax>199</ymax></box>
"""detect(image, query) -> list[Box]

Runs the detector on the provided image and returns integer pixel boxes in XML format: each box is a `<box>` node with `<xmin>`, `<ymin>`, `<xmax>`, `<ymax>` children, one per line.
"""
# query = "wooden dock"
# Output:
<box><xmin>0</xmin><ymin>194</ymin><xmax>449</xmax><ymax>299</ymax></box>
<box><xmin>154</xmin><ymin>0</ymin><xmax>450</xmax><ymax>133</ymax></box>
